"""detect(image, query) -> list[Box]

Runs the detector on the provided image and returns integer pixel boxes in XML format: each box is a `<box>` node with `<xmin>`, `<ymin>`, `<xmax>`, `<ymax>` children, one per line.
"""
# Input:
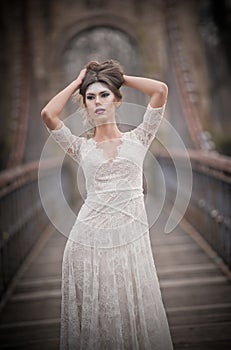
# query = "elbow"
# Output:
<box><xmin>41</xmin><ymin>108</ymin><xmax>60</xmax><ymax>130</ymax></box>
<box><xmin>156</xmin><ymin>83</ymin><xmax>168</xmax><ymax>105</ymax></box>
<box><xmin>41</xmin><ymin>108</ymin><xmax>47</xmax><ymax>121</ymax></box>
<box><xmin>41</xmin><ymin>108</ymin><xmax>51</xmax><ymax>123</ymax></box>
<box><xmin>160</xmin><ymin>83</ymin><xmax>168</xmax><ymax>100</ymax></box>
<box><xmin>149</xmin><ymin>83</ymin><xmax>168</xmax><ymax>108</ymax></box>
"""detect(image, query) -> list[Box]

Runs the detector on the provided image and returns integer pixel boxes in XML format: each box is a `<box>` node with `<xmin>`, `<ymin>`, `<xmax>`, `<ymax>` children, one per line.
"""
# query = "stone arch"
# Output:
<box><xmin>52</xmin><ymin>15</ymin><xmax>145</xmax><ymax>105</ymax></box>
<box><xmin>54</xmin><ymin>14</ymin><xmax>141</xmax><ymax>66</ymax></box>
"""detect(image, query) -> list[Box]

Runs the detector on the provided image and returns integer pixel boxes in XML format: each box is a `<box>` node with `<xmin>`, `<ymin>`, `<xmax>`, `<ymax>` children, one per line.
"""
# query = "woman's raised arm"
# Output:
<box><xmin>41</xmin><ymin>68</ymin><xmax>87</xmax><ymax>130</ymax></box>
<box><xmin>123</xmin><ymin>75</ymin><xmax>168</xmax><ymax>108</ymax></box>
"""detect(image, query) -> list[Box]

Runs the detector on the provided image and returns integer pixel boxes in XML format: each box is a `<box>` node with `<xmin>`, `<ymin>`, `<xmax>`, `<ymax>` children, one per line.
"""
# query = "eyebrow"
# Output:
<box><xmin>86</xmin><ymin>90</ymin><xmax>110</xmax><ymax>95</ymax></box>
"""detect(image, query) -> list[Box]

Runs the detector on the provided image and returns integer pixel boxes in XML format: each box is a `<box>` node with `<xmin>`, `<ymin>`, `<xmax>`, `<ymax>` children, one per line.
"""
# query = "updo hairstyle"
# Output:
<box><xmin>73</xmin><ymin>59</ymin><xmax>124</xmax><ymax>138</ymax></box>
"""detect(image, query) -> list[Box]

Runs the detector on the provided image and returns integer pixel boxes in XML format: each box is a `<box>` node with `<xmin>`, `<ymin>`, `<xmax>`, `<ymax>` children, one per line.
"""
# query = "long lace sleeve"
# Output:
<box><xmin>45</xmin><ymin>120</ymin><xmax>83</xmax><ymax>163</ymax></box>
<box><xmin>131</xmin><ymin>102</ymin><xmax>166</xmax><ymax>148</ymax></box>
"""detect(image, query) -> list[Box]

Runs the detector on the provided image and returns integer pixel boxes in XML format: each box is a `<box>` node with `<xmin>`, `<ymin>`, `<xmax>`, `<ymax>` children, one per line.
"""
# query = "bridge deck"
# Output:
<box><xmin>0</xmin><ymin>205</ymin><xmax>230</xmax><ymax>349</ymax></box>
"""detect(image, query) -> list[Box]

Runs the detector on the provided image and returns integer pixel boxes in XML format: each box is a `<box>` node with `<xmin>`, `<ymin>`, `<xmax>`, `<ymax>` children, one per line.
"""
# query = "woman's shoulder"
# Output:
<box><xmin>46</xmin><ymin>120</ymin><xmax>86</xmax><ymax>140</ymax></box>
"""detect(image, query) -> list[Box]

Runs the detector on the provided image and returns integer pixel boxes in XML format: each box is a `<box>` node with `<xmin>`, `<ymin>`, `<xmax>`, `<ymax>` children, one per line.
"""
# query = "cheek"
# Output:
<box><xmin>107</xmin><ymin>97</ymin><xmax>117</xmax><ymax>107</ymax></box>
<box><xmin>84</xmin><ymin>103</ymin><xmax>92</xmax><ymax>117</ymax></box>
<box><xmin>85</xmin><ymin>101</ymin><xmax>94</xmax><ymax>113</ymax></box>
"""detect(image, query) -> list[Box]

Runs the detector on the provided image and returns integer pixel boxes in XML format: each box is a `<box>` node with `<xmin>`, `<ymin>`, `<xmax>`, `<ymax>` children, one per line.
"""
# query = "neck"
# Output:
<box><xmin>93</xmin><ymin>122</ymin><xmax>122</xmax><ymax>140</ymax></box>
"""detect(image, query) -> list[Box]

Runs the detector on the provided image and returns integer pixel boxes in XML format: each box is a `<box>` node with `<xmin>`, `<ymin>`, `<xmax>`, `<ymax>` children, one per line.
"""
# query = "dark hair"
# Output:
<box><xmin>79</xmin><ymin>59</ymin><xmax>125</xmax><ymax>105</ymax></box>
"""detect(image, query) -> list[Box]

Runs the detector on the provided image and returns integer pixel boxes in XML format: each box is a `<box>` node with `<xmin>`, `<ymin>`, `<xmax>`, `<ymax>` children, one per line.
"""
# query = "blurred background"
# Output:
<box><xmin>0</xmin><ymin>0</ymin><xmax>231</xmax><ymax>170</ymax></box>
<box><xmin>0</xmin><ymin>0</ymin><xmax>230</xmax><ymax>349</ymax></box>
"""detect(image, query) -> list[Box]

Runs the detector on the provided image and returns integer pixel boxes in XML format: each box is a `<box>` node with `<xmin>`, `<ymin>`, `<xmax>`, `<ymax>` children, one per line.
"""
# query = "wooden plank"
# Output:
<box><xmin>0</xmin><ymin>298</ymin><xmax>61</xmax><ymax>324</ymax></box>
<box><xmin>167</xmin><ymin>303</ymin><xmax>231</xmax><ymax>325</ymax></box>
<box><xmin>158</xmin><ymin>263</ymin><xmax>217</xmax><ymax>273</ymax></box>
<box><xmin>0</xmin><ymin>323</ymin><xmax>59</xmax><ymax>348</ymax></box>
<box><xmin>10</xmin><ymin>290</ymin><xmax>61</xmax><ymax>302</ymax></box>
<box><xmin>160</xmin><ymin>275</ymin><xmax>228</xmax><ymax>287</ymax></box>
<box><xmin>167</xmin><ymin>302</ymin><xmax>231</xmax><ymax>313</ymax></box>
<box><xmin>171</xmin><ymin>321</ymin><xmax>231</xmax><ymax>342</ymax></box>
<box><xmin>157</xmin><ymin>263</ymin><xmax>224</xmax><ymax>280</ymax></box>
<box><xmin>14</xmin><ymin>277</ymin><xmax>61</xmax><ymax>294</ymax></box>
<box><xmin>154</xmin><ymin>242</ymin><xmax>201</xmax><ymax>252</ymax></box>
<box><xmin>151</xmin><ymin>234</ymin><xmax>194</xmax><ymax>245</ymax></box>
<box><xmin>22</xmin><ymin>261</ymin><xmax>62</xmax><ymax>279</ymax></box>
<box><xmin>153</xmin><ymin>248</ymin><xmax>213</xmax><ymax>266</ymax></box>
<box><xmin>0</xmin><ymin>339</ymin><xmax>59</xmax><ymax>350</ymax></box>
<box><xmin>161</xmin><ymin>283</ymin><xmax>231</xmax><ymax>308</ymax></box>
<box><xmin>169</xmin><ymin>310</ymin><xmax>231</xmax><ymax>327</ymax></box>
<box><xmin>0</xmin><ymin>318</ymin><xmax>60</xmax><ymax>330</ymax></box>
<box><xmin>173</xmin><ymin>341</ymin><xmax>231</xmax><ymax>350</ymax></box>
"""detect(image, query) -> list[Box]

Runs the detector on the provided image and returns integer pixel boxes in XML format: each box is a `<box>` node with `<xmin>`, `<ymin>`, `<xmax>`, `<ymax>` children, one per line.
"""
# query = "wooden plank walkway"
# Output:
<box><xmin>150</xmin><ymin>209</ymin><xmax>231</xmax><ymax>350</ymax></box>
<box><xmin>0</xmin><ymin>205</ymin><xmax>230</xmax><ymax>349</ymax></box>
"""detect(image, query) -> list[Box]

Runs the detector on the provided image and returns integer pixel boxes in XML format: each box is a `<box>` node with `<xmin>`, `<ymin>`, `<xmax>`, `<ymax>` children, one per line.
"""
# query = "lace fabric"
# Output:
<box><xmin>45</xmin><ymin>103</ymin><xmax>166</xmax><ymax>163</ymax></box>
<box><xmin>130</xmin><ymin>103</ymin><xmax>166</xmax><ymax>148</ymax></box>
<box><xmin>45</xmin><ymin>102</ymin><xmax>173</xmax><ymax>349</ymax></box>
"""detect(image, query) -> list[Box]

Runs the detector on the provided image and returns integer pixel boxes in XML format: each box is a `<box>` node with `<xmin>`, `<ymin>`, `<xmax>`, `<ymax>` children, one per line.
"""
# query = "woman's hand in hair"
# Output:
<box><xmin>122</xmin><ymin>75</ymin><xmax>168</xmax><ymax>108</ymax></box>
<box><xmin>75</xmin><ymin>68</ymin><xmax>87</xmax><ymax>87</ymax></box>
<box><xmin>41</xmin><ymin>69</ymin><xmax>87</xmax><ymax>130</ymax></box>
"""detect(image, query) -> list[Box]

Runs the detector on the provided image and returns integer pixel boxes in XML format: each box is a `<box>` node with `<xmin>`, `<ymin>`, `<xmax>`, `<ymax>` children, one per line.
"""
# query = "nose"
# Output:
<box><xmin>95</xmin><ymin>95</ymin><xmax>101</xmax><ymax>104</ymax></box>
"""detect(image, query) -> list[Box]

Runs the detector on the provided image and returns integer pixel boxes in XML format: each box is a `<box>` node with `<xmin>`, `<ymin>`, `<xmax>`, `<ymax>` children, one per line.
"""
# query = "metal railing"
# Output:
<box><xmin>0</xmin><ymin>158</ymin><xmax>70</xmax><ymax>301</ymax></box>
<box><xmin>6</xmin><ymin>0</ymin><xmax>31</xmax><ymax>169</ymax></box>
<box><xmin>156</xmin><ymin>149</ymin><xmax>231</xmax><ymax>269</ymax></box>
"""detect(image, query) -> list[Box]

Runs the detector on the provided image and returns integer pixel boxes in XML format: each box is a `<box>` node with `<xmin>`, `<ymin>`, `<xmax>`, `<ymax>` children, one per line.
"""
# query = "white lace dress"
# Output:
<box><xmin>45</xmin><ymin>103</ymin><xmax>173</xmax><ymax>350</ymax></box>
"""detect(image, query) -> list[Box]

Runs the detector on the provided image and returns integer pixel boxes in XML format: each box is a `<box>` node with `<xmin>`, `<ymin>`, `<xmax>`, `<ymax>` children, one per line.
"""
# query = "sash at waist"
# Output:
<box><xmin>86</xmin><ymin>187</ymin><xmax>144</xmax><ymax>198</ymax></box>
<box><xmin>85</xmin><ymin>187</ymin><xmax>144</xmax><ymax>210</ymax></box>
<box><xmin>72</xmin><ymin>187</ymin><xmax>148</xmax><ymax>248</ymax></box>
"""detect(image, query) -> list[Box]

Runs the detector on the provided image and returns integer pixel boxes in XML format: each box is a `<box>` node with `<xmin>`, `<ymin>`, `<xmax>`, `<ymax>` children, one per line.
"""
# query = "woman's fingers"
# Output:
<box><xmin>77</xmin><ymin>68</ymin><xmax>87</xmax><ymax>82</ymax></box>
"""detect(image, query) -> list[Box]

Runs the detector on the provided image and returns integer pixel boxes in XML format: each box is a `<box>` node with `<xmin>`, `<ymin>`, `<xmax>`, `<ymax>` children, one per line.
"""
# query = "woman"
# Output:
<box><xmin>41</xmin><ymin>60</ymin><xmax>173</xmax><ymax>350</ymax></box>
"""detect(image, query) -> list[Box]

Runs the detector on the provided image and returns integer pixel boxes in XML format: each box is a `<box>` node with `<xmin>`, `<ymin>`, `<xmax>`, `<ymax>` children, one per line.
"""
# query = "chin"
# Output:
<box><xmin>94</xmin><ymin>115</ymin><xmax>109</xmax><ymax>122</ymax></box>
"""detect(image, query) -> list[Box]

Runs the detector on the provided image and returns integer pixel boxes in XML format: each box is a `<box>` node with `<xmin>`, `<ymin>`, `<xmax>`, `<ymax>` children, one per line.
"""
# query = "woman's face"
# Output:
<box><xmin>85</xmin><ymin>82</ymin><xmax>119</xmax><ymax>125</ymax></box>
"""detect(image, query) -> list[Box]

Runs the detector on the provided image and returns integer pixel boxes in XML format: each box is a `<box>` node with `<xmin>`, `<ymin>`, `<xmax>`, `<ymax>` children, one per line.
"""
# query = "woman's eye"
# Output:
<box><xmin>101</xmin><ymin>92</ymin><xmax>110</xmax><ymax>98</ymax></box>
<box><xmin>86</xmin><ymin>96</ymin><xmax>94</xmax><ymax>100</ymax></box>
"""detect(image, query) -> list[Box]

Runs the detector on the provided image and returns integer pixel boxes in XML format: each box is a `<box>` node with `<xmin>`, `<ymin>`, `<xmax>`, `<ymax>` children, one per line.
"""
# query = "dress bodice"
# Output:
<box><xmin>45</xmin><ymin>103</ymin><xmax>166</xmax><ymax>248</ymax></box>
